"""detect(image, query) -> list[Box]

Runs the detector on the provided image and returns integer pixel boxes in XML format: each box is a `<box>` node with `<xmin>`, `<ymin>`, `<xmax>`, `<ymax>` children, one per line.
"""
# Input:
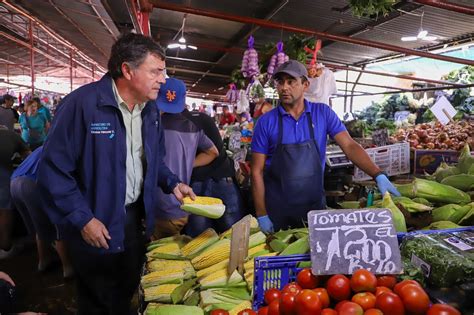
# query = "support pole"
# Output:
<box><xmin>29</xmin><ymin>19</ymin><xmax>35</xmax><ymax>95</ymax></box>
<box><xmin>70</xmin><ymin>49</ymin><xmax>74</xmax><ymax>92</ymax></box>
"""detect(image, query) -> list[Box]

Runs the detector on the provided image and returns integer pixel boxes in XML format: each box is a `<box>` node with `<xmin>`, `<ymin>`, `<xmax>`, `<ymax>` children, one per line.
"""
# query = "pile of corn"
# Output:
<box><xmin>143</xmin><ymin>217</ymin><xmax>293</xmax><ymax>315</ymax></box>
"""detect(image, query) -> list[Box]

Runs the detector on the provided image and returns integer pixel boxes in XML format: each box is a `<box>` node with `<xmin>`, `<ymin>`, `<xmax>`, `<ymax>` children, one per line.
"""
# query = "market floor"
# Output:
<box><xmin>1</xmin><ymin>240</ymin><xmax>142</xmax><ymax>314</ymax></box>
<box><xmin>0</xmin><ymin>240</ymin><xmax>76</xmax><ymax>314</ymax></box>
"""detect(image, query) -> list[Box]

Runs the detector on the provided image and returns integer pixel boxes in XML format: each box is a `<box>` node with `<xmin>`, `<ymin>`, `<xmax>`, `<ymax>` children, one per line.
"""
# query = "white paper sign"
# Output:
<box><xmin>430</xmin><ymin>96</ymin><xmax>457</xmax><ymax>125</ymax></box>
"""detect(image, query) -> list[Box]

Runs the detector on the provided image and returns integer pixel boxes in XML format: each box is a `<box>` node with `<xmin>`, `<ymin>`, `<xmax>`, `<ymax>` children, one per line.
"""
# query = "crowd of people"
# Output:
<box><xmin>0</xmin><ymin>33</ymin><xmax>399</xmax><ymax>315</ymax></box>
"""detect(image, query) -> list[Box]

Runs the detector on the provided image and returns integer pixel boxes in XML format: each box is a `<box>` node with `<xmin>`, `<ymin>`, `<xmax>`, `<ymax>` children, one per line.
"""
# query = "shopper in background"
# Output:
<box><xmin>183</xmin><ymin>108</ymin><xmax>245</xmax><ymax>237</ymax></box>
<box><xmin>32</xmin><ymin>97</ymin><xmax>52</xmax><ymax>130</ymax></box>
<box><xmin>252</xmin><ymin>96</ymin><xmax>272</xmax><ymax>120</ymax></box>
<box><xmin>37</xmin><ymin>33</ymin><xmax>195</xmax><ymax>315</ymax></box>
<box><xmin>154</xmin><ymin>78</ymin><xmax>218</xmax><ymax>239</ymax></box>
<box><xmin>0</xmin><ymin>126</ymin><xmax>29</xmax><ymax>259</ymax></box>
<box><xmin>219</xmin><ymin>105</ymin><xmax>236</xmax><ymax>126</ymax></box>
<box><xmin>251</xmin><ymin>60</ymin><xmax>400</xmax><ymax>233</ymax></box>
<box><xmin>10</xmin><ymin>146</ymin><xmax>73</xmax><ymax>279</ymax></box>
<box><xmin>19</xmin><ymin>100</ymin><xmax>47</xmax><ymax>150</ymax></box>
<box><xmin>0</xmin><ymin>95</ymin><xmax>17</xmax><ymax>131</ymax></box>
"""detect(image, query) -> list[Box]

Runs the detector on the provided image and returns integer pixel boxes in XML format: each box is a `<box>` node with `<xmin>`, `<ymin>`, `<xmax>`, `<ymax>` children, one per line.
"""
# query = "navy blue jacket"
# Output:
<box><xmin>37</xmin><ymin>74</ymin><xmax>180</xmax><ymax>254</ymax></box>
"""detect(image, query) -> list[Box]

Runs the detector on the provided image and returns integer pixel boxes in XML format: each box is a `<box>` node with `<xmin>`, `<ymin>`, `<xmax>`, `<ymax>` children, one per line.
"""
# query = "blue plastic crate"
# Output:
<box><xmin>252</xmin><ymin>254</ymin><xmax>311</xmax><ymax>310</ymax></box>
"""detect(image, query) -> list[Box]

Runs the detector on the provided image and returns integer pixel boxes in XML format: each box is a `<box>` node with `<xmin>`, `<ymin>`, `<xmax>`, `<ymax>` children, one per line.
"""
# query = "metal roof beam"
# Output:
<box><xmin>150</xmin><ymin>1</ymin><xmax>474</xmax><ymax>66</ymax></box>
<box><xmin>412</xmin><ymin>0</ymin><xmax>474</xmax><ymax>15</ymax></box>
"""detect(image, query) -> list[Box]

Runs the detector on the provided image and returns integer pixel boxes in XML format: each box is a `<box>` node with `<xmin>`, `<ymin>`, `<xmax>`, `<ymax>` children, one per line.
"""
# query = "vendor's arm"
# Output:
<box><xmin>251</xmin><ymin>153</ymin><xmax>274</xmax><ymax>233</ymax></box>
<box><xmin>251</xmin><ymin>152</ymin><xmax>267</xmax><ymax>217</ymax></box>
<box><xmin>334</xmin><ymin>131</ymin><xmax>381</xmax><ymax>178</ymax></box>
<box><xmin>334</xmin><ymin>131</ymin><xmax>400</xmax><ymax>196</ymax></box>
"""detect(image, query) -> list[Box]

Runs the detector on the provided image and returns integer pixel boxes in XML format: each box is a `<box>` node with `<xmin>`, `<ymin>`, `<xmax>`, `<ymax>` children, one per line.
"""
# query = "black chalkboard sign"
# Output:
<box><xmin>308</xmin><ymin>208</ymin><xmax>402</xmax><ymax>275</ymax></box>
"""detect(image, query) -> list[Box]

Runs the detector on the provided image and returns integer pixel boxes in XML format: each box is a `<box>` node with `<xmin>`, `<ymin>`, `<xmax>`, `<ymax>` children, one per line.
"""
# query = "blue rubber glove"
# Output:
<box><xmin>257</xmin><ymin>215</ymin><xmax>274</xmax><ymax>234</ymax></box>
<box><xmin>375</xmin><ymin>174</ymin><xmax>401</xmax><ymax>197</ymax></box>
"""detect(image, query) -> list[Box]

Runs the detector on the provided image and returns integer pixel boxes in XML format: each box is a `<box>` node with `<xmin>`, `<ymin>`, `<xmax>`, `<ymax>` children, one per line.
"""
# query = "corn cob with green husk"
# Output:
<box><xmin>423</xmin><ymin>221</ymin><xmax>461</xmax><ymax>230</ymax></box>
<box><xmin>396</xmin><ymin>178</ymin><xmax>471</xmax><ymax>205</ymax></box>
<box><xmin>432</xmin><ymin>204</ymin><xmax>472</xmax><ymax>223</ymax></box>
<box><xmin>144</xmin><ymin>283</ymin><xmax>181</xmax><ymax>303</ymax></box>
<box><xmin>146</xmin><ymin>259</ymin><xmax>194</xmax><ymax>277</ymax></box>
<box><xmin>199</xmin><ymin>269</ymin><xmax>246</xmax><ymax>288</ymax></box>
<box><xmin>146</xmin><ymin>242</ymin><xmax>186</xmax><ymax>260</ymax></box>
<box><xmin>196</xmin><ymin>259</ymin><xmax>229</xmax><ymax>279</ymax></box>
<box><xmin>382</xmin><ymin>192</ymin><xmax>407</xmax><ymax>233</ymax></box>
<box><xmin>181</xmin><ymin>228</ymin><xmax>219</xmax><ymax>258</ymax></box>
<box><xmin>181</xmin><ymin>196</ymin><xmax>226</xmax><ymax>219</ymax></box>
<box><xmin>146</xmin><ymin>235</ymin><xmax>191</xmax><ymax>252</ymax></box>
<box><xmin>392</xmin><ymin>196</ymin><xmax>433</xmax><ymax>213</ymax></box>
<box><xmin>429</xmin><ymin>161</ymin><xmax>461</xmax><ymax>182</ymax></box>
<box><xmin>145</xmin><ymin>304</ymin><xmax>204</xmax><ymax>315</ymax></box>
<box><xmin>191</xmin><ymin>238</ymin><xmax>231</xmax><ymax>270</ymax></box>
<box><xmin>280</xmin><ymin>235</ymin><xmax>310</xmax><ymax>256</ymax></box>
<box><xmin>140</xmin><ymin>268</ymin><xmax>185</xmax><ymax>288</ymax></box>
<box><xmin>229</xmin><ymin>300</ymin><xmax>253</xmax><ymax>315</ymax></box>
<box><xmin>458</xmin><ymin>144</ymin><xmax>474</xmax><ymax>174</ymax></box>
<box><xmin>220</xmin><ymin>216</ymin><xmax>259</xmax><ymax>239</ymax></box>
<box><xmin>441</xmin><ymin>174</ymin><xmax>474</xmax><ymax>191</ymax></box>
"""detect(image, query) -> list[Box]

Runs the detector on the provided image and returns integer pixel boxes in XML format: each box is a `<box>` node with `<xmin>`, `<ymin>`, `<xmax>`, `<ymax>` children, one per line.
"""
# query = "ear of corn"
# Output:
<box><xmin>381</xmin><ymin>192</ymin><xmax>407</xmax><ymax>233</ymax></box>
<box><xmin>397</xmin><ymin>178</ymin><xmax>471</xmax><ymax>205</ymax></box>
<box><xmin>200</xmin><ymin>287</ymin><xmax>250</xmax><ymax>307</ymax></box>
<box><xmin>181</xmin><ymin>228</ymin><xmax>219</xmax><ymax>258</ymax></box>
<box><xmin>229</xmin><ymin>300</ymin><xmax>253</xmax><ymax>315</ymax></box>
<box><xmin>146</xmin><ymin>259</ymin><xmax>194</xmax><ymax>276</ymax></box>
<box><xmin>146</xmin><ymin>235</ymin><xmax>191</xmax><ymax>252</ymax></box>
<box><xmin>144</xmin><ymin>283</ymin><xmax>180</xmax><ymax>303</ymax></box>
<box><xmin>220</xmin><ymin>216</ymin><xmax>259</xmax><ymax>239</ymax></box>
<box><xmin>458</xmin><ymin>144</ymin><xmax>474</xmax><ymax>174</ymax></box>
<box><xmin>393</xmin><ymin>196</ymin><xmax>433</xmax><ymax>213</ymax></box>
<box><xmin>181</xmin><ymin>197</ymin><xmax>225</xmax><ymax>219</ymax></box>
<box><xmin>196</xmin><ymin>259</ymin><xmax>229</xmax><ymax>279</ymax></box>
<box><xmin>280</xmin><ymin>235</ymin><xmax>310</xmax><ymax>256</ymax></box>
<box><xmin>423</xmin><ymin>221</ymin><xmax>461</xmax><ymax>230</ymax></box>
<box><xmin>199</xmin><ymin>269</ymin><xmax>245</xmax><ymax>289</ymax></box>
<box><xmin>145</xmin><ymin>304</ymin><xmax>204</xmax><ymax>315</ymax></box>
<box><xmin>249</xmin><ymin>231</ymin><xmax>266</xmax><ymax>248</ymax></box>
<box><xmin>191</xmin><ymin>239</ymin><xmax>231</xmax><ymax>270</ymax></box>
<box><xmin>183</xmin><ymin>290</ymin><xmax>200</xmax><ymax>306</ymax></box>
<box><xmin>432</xmin><ymin>204</ymin><xmax>465</xmax><ymax>222</ymax></box>
<box><xmin>441</xmin><ymin>174</ymin><xmax>474</xmax><ymax>191</ymax></box>
<box><xmin>140</xmin><ymin>269</ymin><xmax>184</xmax><ymax>288</ymax></box>
<box><xmin>247</xmin><ymin>243</ymin><xmax>269</xmax><ymax>258</ymax></box>
<box><xmin>146</xmin><ymin>242</ymin><xmax>185</xmax><ymax>260</ymax></box>
<box><xmin>458</xmin><ymin>204</ymin><xmax>474</xmax><ymax>226</ymax></box>
<box><xmin>171</xmin><ymin>278</ymin><xmax>197</xmax><ymax>304</ymax></box>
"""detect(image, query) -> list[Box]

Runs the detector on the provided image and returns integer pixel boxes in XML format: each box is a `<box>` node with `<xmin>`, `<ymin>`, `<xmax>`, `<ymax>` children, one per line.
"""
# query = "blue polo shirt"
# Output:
<box><xmin>251</xmin><ymin>100</ymin><xmax>346</xmax><ymax>169</ymax></box>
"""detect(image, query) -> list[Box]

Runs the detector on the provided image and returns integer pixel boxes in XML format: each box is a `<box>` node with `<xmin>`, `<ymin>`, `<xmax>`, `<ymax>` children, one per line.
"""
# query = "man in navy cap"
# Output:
<box><xmin>251</xmin><ymin>60</ymin><xmax>400</xmax><ymax>233</ymax></box>
<box><xmin>154</xmin><ymin>78</ymin><xmax>218</xmax><ymax>238</ymax></box>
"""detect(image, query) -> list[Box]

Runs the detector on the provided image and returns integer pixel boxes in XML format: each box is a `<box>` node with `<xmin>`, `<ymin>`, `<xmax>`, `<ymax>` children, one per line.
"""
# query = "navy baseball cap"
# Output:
<box><xmin>156</xmin><ymin>78</ymin><xmax>186</xmax><ymax>113</ymax></box>
<box><xmin>273</xmin><ymin>60</ymin><xmax>309</xmax><ymax>80</ymax></box>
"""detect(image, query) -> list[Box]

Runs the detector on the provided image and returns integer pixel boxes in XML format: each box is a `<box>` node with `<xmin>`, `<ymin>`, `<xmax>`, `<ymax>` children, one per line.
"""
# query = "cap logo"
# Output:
<box><xmin>166</xmin><ymin>90</ymin><xmax>176</xmax><ymax>102</ymax></box>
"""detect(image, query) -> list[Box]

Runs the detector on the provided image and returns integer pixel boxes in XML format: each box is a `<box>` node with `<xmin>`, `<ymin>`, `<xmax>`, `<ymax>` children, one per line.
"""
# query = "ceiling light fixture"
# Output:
<box><xmin>401</xmin><ymin>12</ymin><xmax>438</xmax><ymax>42</ymax></box>
<box><xmin>167</xmin><ymin>16</ymin><xmax>197</xmax><ymax>50</ymax></box>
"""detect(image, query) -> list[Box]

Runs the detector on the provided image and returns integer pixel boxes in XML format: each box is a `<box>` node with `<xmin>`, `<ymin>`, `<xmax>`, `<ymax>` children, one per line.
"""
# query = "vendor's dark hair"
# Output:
<box><xmin>108</xmin><ymin>32</ymin><xmax>166</xmax><ymax>79</ymax></box>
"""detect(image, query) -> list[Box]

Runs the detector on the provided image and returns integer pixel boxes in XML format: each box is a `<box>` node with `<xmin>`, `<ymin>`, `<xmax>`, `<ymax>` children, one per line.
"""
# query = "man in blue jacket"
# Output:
<box><xmin>37</xmin><ymin>33</ymin><xmax>195</xmax><ymax>314</ymax></box>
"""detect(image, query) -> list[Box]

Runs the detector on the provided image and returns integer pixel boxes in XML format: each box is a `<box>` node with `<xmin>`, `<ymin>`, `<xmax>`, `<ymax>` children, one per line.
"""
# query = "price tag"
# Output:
<box><xmin>430</xmin><ymin>96</ymin><xmax>457</xmax><ymax>125</ymax></box>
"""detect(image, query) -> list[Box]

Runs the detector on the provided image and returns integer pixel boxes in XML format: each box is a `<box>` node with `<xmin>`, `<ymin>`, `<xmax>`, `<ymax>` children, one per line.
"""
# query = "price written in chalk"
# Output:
<box><xmin>308</xmin><ymin>208</ymin><xmax>402</xmax><ymax>275</ymax></box>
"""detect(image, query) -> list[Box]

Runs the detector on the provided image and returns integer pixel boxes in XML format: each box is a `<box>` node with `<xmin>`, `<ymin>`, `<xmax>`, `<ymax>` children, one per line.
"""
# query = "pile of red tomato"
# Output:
<box><xmin>253</xmin><ymin>268</ymin><xmax>461</xmax><ymax>315</ymax></box>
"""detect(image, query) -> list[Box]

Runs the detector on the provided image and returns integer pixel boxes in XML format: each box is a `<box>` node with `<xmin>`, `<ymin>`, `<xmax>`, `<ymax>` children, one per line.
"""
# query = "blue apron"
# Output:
<box><xmin>264</xmin><ymin>111</ymin><xmax>326</xmax><ymax>230</ymax></box>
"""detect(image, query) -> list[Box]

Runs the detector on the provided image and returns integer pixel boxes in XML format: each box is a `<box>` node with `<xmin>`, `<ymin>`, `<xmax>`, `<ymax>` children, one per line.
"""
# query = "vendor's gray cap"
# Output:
<box><xmin>273</xmin><ymin>60</ymin><xmax>309</xmax><ymax>80</ymax></box>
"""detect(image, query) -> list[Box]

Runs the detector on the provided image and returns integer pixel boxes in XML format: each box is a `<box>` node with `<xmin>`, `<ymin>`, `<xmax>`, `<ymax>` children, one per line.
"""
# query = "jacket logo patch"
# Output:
<box><xmin>90</xmin><ymin>122</ymin><xmax>115</xmax><ymax>138</ymax></box>
<box><xmin>166</xmin><ymin>90</ymin><xmax>176</xmax><ymax>102</ymax></box>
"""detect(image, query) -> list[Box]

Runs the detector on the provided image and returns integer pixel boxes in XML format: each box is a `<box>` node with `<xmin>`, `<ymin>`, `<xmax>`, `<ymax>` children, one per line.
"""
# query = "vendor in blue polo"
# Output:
<box><xmin>251</xmin><ymin>60</ymin><xmax>400</xmax><ymax>233</ymax></box>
